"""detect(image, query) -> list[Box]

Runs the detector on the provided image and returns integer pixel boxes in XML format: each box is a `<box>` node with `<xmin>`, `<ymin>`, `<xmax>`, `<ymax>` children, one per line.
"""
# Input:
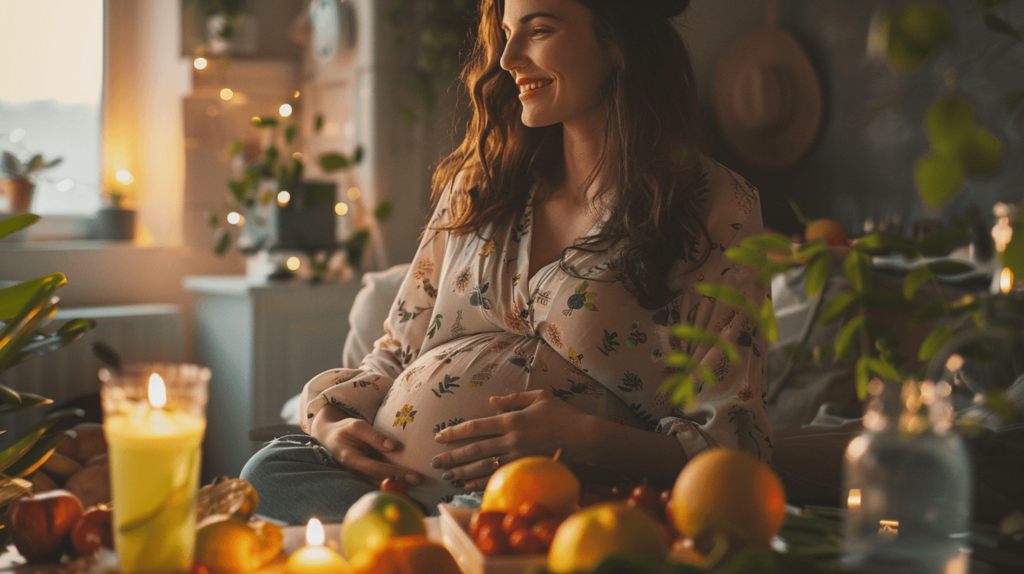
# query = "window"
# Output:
<box><xmin>0</xmin><ymin>0</ymin><xmax>104</xmax><ymax>214</ymax></box>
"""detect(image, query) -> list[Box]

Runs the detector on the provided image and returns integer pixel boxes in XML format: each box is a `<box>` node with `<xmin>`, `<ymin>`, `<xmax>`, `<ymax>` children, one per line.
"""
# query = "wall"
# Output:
<box><xmin>679</xmin><ymin>0</ymin><xmax>1024</xmax><ymax>236</ymax></box>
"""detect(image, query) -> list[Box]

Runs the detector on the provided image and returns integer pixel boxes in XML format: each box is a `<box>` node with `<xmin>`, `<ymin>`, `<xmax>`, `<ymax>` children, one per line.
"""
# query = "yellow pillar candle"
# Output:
<box><xmin>104</xmin><ymin>371</ymin><xmax>206</xmax><ymax>574</ymax></box>
<box><xmin>286</xmin><ymin>518</ymin><xmax>350</xmax><ymax>574</ymax></box>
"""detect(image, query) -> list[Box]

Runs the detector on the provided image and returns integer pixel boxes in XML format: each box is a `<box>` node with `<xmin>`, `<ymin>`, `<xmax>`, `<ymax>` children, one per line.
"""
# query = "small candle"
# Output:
<box><xmin>286</xmin><ymin>518</ymin><xmax>350</xmax><ymax>574</ymax></box>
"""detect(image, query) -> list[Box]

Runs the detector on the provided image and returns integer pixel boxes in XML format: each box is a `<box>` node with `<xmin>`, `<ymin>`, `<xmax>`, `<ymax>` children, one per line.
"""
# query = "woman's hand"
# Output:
<box><xmin>430</xmin><ymin>389</ymin><xmax>597</xmax><ymax>490</ymax></box>
<box><xmin>310</xmin><ymin>407</ymin><xmax>422</xmax><ymax>486</ymax></box>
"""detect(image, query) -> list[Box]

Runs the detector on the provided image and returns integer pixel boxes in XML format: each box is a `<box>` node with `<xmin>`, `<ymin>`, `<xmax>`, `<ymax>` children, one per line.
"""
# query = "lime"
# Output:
<box><xmin>915</xmin><ymin>152</ymin><xmax>963</xmax><ymax>209</ymax></box>
<box><xmin>959</xmin><ymin>127</ymin><xmax>1003</xmax><ymax>177</ymax></box>
<box><xmin>341</xmin><ymin>491</ymin><xmax>426</xmax><ymax>560</ymax></box>
<box><xmin>886</xmin><ymin>3</ymin><xmax>953</xmax><ymax>72</ymax></box>
<box><xmin>925</xmin><ymin>97</ymin><xmax>975</xmax><ymax>153</ymax></box>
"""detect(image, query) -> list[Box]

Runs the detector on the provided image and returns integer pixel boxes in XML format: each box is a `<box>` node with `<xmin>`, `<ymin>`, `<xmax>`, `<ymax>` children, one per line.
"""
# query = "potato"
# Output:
<box><xmin>55</xmin><ymin>423</ymin><xmax>108</xmax><ymax>464</ymax></box>
<box><xmin>85</xmin><ymin>452</ymin><xmax>108</xmax><ymax>467</ymax></box>
<box><xmin>41</xmin><ymin>452</ymin><xmax>83</xmax><ymax>483</ymax></box>
<box><xmin>29</xmin><ymin>470</ymin><xmax>59</xmax><ymax>492</ymax></box>
<box><xmin>64</xmin><ymin>464</ymin><xmax>111</xmax><ymax>507</ymax></box>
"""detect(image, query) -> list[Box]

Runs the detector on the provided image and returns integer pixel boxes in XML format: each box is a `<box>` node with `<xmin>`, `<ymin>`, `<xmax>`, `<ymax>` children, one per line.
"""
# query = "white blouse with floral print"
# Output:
<box><xmin>300</xmin><ymin>157</ymin><xmax>772</xmax><ymax>507</ymax></box>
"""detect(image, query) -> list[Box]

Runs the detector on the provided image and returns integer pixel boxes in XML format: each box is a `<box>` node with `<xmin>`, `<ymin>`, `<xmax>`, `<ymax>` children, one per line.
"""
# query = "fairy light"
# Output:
<box><xmin>279</xmin><ymin>104</ymin><xmax>293</xmax><ymax>118</ymax></box>
<box><xmin>1000</xmin><ymin>267</ymin><xmax>1014</xmax><ymax>294</ymax></box>
<box><xmin>193</xmin><ymin>57</ymin><xmax>208</xmax><ymax>70</ymax></box>
<box><xmin>115</xmin><ymin>170</ymin><xmax>134</xmax><ymax>185</ymax></box>
<box><xmin>286</xmin><ymin>257</ymin><xmax>301</xmax><ymax>271</ymax></box>
<box><xmin>847</xmin><ymin>489</ymin><xmax>862</xmax><ymax>508</ymax></box>
<box><xmin>293</xmin><ymin>90</ymin><xmax>301</xmax><ymax>99</ymax></box>
<box><xmin>347</xmin><ymin>187</ymin><xmax>361</xmax><ymax>201</ymax></box>
<box><xmin>277</xmin><ymin>191</ymin><xmax>291</xmax><ymax>206</ymax></box>
<box><xmin>220</xmin><ymin>88</ymin><xmax>234</xmax><ymax>101</ymax></box>
<box><xmin>227</xmin><ymin>212</ymin><xmax>242</xmax><ymax>226</ymax></box>
<box><xmin>945</xmin><ymin>353</ymin><xmax>964</xmax><ymax>372</ymax></box>
<box><xmin>335</xmin><ymin>202</ymin><xmax>349</xmax><ymax>216</ymax></box>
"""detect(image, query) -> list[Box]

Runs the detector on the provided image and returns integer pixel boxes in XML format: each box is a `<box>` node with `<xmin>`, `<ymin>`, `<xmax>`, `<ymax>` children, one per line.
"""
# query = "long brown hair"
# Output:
<box><xmin>431</xmin><ymin>0</ymin><xmax>710</xmax><ymax>309</ymax></box>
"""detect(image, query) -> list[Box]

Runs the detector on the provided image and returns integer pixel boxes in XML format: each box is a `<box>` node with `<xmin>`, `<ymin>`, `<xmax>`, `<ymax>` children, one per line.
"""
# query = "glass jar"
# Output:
<box><xmin>842</xmin><ymin>379</ymin><xmax>972</xmax><ymax>574</ymax></box>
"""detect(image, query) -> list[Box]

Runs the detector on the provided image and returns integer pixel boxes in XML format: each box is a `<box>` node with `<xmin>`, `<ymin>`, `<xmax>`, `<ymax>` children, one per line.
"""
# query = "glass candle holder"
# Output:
<box><xmin>100</xmin><ymin>363</ymin><xmax>210</xmax><ymax>574</ymax></box>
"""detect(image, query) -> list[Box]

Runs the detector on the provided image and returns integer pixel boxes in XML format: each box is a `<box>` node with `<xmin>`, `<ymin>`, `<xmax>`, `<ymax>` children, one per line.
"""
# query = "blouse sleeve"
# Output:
<box><xmin>298</xmin><ymin>190</ymin><xmax>452</xmax><ymax>432</ymax></box>
<box><xmin>655</xmin><ymin>194</ymin><xmax>774</xmax><ymax>463</ymax></box>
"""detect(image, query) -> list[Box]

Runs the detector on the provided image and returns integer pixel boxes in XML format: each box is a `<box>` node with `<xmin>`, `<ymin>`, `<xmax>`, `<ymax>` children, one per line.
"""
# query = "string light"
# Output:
<box><xmin>277</xmin><ymin>191</ymin><xmax>291</xmax><ymax>206</ymax></box>
<box><xmin>279</xmin><ymin>104</ymin><xmax>293</xmax><ymax>118</ymax></box>
<box><xmin>227</xmin><ymin>212</ymin><xmax>242</xmax><ymax>225</ymax></box>
<box><xmin>220</xmin><ymin>88</ymin><xmax>234</xmax><ymax>101</ymax></box>
<box><xmin>347</xmin><ymin>187</ymin><xmax>361</xmax><ymax>201</ymax></box>
<box><xmin>335</xmin><ymin>202</ymin><xmax>349</xmax><ymax>216</ymax></box>
<box><xmin>194</xmin><ymin>57</ymin><xmax>208</xmax><ymax>70</ymax></box>
<box><xmin>286</xmin><ymin>257</ymin><xmax>301</xmax><ymax>271</ymax></box>
<box><xmin>1000</xmin><ymin>267</ymin><xmax>1014</xmax><ymax>293</ymax></box>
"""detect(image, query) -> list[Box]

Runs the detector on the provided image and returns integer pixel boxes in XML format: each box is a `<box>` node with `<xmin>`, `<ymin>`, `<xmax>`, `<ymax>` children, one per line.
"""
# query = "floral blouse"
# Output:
<box><xmin>300</xmin><ymin>157</ymin><xmax>772</xmax><ymax>507</ymax></box>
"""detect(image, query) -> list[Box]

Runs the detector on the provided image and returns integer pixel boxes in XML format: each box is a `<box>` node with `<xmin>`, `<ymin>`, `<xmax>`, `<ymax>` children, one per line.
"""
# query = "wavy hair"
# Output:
<box><xmin>431</xmin><ymin>0</ymin><xmax>710</xmax><ymax>309</ymax></box>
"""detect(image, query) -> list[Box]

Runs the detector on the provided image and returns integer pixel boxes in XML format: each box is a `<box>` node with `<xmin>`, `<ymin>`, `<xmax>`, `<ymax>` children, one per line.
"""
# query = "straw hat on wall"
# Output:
<box><xmin>713</xmin><ymin>26</ymin><xmax>824</xmax><ymax>173</ymax></box>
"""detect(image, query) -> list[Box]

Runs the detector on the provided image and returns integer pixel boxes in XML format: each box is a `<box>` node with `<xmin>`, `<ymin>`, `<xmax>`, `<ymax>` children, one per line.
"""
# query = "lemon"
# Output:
<box><xmin>915</xmin><ymin>152</ymin><xmax>963</xmax><ymax>209</ymax></box>
<box><xmin>547</xmin><ymin>503</ymin><xmax>668</xmax><ymax>574</ymax></box>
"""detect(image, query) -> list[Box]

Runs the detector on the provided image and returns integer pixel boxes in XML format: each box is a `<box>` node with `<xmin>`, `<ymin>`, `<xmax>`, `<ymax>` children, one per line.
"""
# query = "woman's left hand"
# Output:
<box><xmin>430</xmin><ymin>389</ymin><xmax>596</xmax><ymax>490</ymax></box>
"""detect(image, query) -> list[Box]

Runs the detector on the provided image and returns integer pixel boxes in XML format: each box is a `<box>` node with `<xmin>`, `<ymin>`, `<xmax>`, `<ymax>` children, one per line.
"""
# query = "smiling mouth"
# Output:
<box><xmin>518</xmin><ymin>79</ymin><xmax>553</xmax><ymax>99</ymax></box>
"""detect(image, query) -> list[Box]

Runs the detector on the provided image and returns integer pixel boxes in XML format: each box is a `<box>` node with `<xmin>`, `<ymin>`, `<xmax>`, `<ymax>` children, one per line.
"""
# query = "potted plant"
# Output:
<box><xmin>0</xmin><ymin>151</ymin><xmax>62</xmax><ymax>213</ymax></box>
<box><xmin>89</xmin><ymin>187</ymin><xmax>136</xmax><ymax>242</ymax></box>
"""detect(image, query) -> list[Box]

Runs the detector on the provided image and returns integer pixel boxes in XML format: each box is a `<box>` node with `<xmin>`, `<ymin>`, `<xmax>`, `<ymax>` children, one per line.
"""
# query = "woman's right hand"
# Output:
<box><xmin>310</xmin><ymin>407</ymin><xmax>422</xmax><ymax>486</ymax></box>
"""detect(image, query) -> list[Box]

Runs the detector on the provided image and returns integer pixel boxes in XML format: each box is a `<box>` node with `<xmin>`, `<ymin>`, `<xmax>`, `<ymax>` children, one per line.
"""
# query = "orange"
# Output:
<box><xmin>804</xmin><ymin>219</ymin><xmax>849</xmax><ymax>247</ymax></box>
<box><xmin>348</xmin><ymin>535</ymin><xmax>460</xmax><ymax>574</ymax></box>
<box><xmin>547</xmin><ymin>503</ymin><xmax>668</xmax><ymax>574</ymax></box>
<box><xmin>669</xmin><ymin>449</ymin><xmax>785</xmax><ymax>553</ymax></box>
<box><xmin>480</xmin><ymin>456</ymin><xmax>579</xmax><ymax>517</ymax></box>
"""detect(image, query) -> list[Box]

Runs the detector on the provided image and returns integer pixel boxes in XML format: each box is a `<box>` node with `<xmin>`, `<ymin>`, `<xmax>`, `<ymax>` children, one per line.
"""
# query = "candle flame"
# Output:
<box><xmin>847</xmin><ymin>489</ymin><xmax>862</xmax><ymax>508</ymax></box>
<box><xmin>306</xmin><ymin>517</ymin><xmax>325</xmax><ymax>546</ymax></box>
<box><xmin>148</xmin><ymin>374</ymin><xmax>167</xmax><ymax>409</ymax></box>
<box><xmin>1000</xmin><ymin>267</ymin><xmax>1014</xmax><ymax>294</ymax></box>
<box><xmin>878</xmin><ymin>519</ymin><xmax>899</xmax><ymax>538</ymax></box>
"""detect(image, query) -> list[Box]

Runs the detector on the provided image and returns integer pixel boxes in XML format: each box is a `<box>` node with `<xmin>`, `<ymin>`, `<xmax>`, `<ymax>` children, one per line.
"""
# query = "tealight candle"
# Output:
<box><xmin>286</xmin><ymin>518</ymin><xmax>350</xmax><ymax>574</ymax></box>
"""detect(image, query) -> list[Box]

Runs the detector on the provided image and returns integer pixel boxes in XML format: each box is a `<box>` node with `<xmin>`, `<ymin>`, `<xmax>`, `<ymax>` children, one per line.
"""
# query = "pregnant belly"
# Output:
<box><xmin>370</xmin><ymin>332</ymin><xmax>540</xmax><ymax>507</ymax></box>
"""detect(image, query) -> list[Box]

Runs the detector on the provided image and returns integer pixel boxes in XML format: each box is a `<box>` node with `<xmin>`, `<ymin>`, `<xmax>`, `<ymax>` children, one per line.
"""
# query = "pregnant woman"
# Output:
<box><xmin>242</xmin><ymin>0</ymin><xmax>772</xmax><ymax>523</ymax></box>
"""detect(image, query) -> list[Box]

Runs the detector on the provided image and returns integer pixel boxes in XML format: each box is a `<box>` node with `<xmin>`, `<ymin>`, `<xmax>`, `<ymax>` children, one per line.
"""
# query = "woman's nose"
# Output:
<box><xmin>499</xmin><ymin>32</ymin><xmax>527</xmax><ymax>72</ymax></box>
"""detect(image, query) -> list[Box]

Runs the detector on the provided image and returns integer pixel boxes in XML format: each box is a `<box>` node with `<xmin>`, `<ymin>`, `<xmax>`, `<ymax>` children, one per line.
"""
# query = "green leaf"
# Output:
<box><xmin>1002</xmin><ymin>223</ymin><xmax>1024</xmax><ymax>278</ymax></box>
<box><xmin>374</xmin><ymin>199</ymin><xmax>393</xmax><ymax>222</ymax></box>
<box><xmin>795</xmin><ymin>240</ymin><xmax>829</xmax><ymax>259</ymax></box>
<box><xmin>919</xmin><ymin>325</ymin><xmax>954</xmax><ymax>361</ymax></box>
<box><xmin>0</xmin><ymin>479</ymin><xmax>32</xmax><ymax>509</ymax></box>
<box><xmin>912</xmin><ymin>299</ymin><xmax>948</xmax><ymax>324</ymax></box>
<box><xmin>916</xmin><ymin>152</ymin><xmax>963</xmax><ymax>209</ymax></box>
<box><xmin>0</xmin><ymin>409</ymin><xmax>83</xmax><ymax>473</ymax></box>
<box><xmin>4</xmin><ymin>431</ymin><xmax>73</xmax><ymax>478</ymax></box>
<box><xmin>314</xmin><ymin>114</ymin><xmax>324</xmax><ymax>132</ymax></box>
<box><xmin>0</xmin><ymin>214</ymin><xmax>41</xmax><ymax>241</ymax></box>
<box><xmin>789</xmin><ymin>199</ymin><xmax>809</xmax><ymax>226</ymax></box>
<box><xmin>904</xmin><ymin>265</ymin><xmax>933</xmax><ymax>300</ymax></box>
<box><xmin>760</xmin><ymin>299</ymin><xmax>779</xmax><ymax>343</ymax></box>
<box><xmin>740</xmin><ymin>233</ymin><xmax>792</xmax><ymax>253</ymax></box>
<box><xmin>756</xmin><ymin>260</ymin><xmax>798</xmax><ymax>286</ymax></box>
<box><xmin>208</xmin><ymin>211</ymin><xmax>220</xmax><ymax>228</ymax></box>
<box><xmin>855</xmin><ymin>355</ymin><xmax>871</xmax><ymax>401</ymax></box>
<box><xmin>0</xmin><ymin>273</ymin><xmax>66</xmax><ymax>321</ymax></box>
<box><xmin>694</xmin><ymin>283</ymin><xmax>749</xmax><ymax>310</ymax></box>
<box><xmin>284</xmin><ymin>125</ymin><xmax>297</xmax><ymax>145</ymax></box>
<box><xmin>985</xmin><ymin>390</ymin><xmax>1021</xmax><ymax>421</ymax></box>
<box><xmin>252</xmin><ymin>116</ymin><xmax>279</xmax><ymax>128</ymax></box>
<box><xmin>844</xmin><ymin>250</ymin><xmax>873</xmax><ymax>294</ymax></box>
<box><xmin>1</xmin><ymin>151</ymin><xmax>22</xmax><ymax>179</ymax></box>
<box><xmin>26</xmin><ymin>155</ymin><xmax>43</xmax><ymax>172</ymax></box>
<box><xmin>804</xmin><ymin>252</ymin><xmax>832</xmax><ymax>298</ymax></box>
<box><xmin>260</xmin><ymin>189</ymin><xmax>273</xmax><ymax>206</ymax></box>
<box><xmin>725</xmin><ymin>247</ymin><xmax>768</xmax><ymax>268</ymax></box>
<box><xmin>0</xmin><ymin>283</ymin><xmax>61</xmax><ymax>373</ymax></box>
<box><xmin>0</xmin><ymin>384</ymin><xmax>21</xmax><ymax>407</ymax></box>
<box><xmin>0</xmin><ymin>393</ymin><xmax>52</xmax><ymax>415</ymax></box>
<box><xmin>853</xmin><ymin>233</ymin><xmax>918</xmax><ymax>257</ymax></box>
<box><xmin>867</xmin><ymin>358</ymin><xmax>904</xmax><ymax>382</ymax></box>
<box><xmin>264</xmin><ymin>145</ymin><xmax>280</xmax><ymax>165</ymax></box>
<box><xmin>917</xmin><ymin>228</ymin><xmax>970</xmax><ymax>257</ymax></box>
<box><xmin>584</xmin><ymin>302</ymin><xmax>597</xmax><ymax>312</ymax></box>
<box><xmin>835</xmin><ymin>315</ymin><xmax>866</xmax><ymax>361</ymax></box>
<box><xmin>670</xmin><ymin>324</ymin><xmax>742</xmax><ymax>363</ymax></box>
<box><xmin>817</xmin><ymin>291</ymin><xmax>860</xmax><ymax>325</ymax></box>
<box><xmin>213</xmin><ymin>229</ymin><xmax>231</xmax><ymax>256</ymax></box>
<box><xmin>663</xmin><ymin>353</ymin><xmax>695</xmax><ymax>369</ymax></box>
<box><xmin>862</xmin><ymin>288</ymin><xmax>913</xmax><ymax>310</ymax></box>
<box><xmin>984</xmin><ymin>13</ymin><xmax>1022</xmax><ymax>41</ymax></box>
<box><xmin>663</xmin><ymin>374</ymin><xmax>696</xmax><ymax>408</ymax></box>
<box><xmin>319</xmin><ymin>152</ymin><xmax>353</xmax><ymax>173</ymax></box>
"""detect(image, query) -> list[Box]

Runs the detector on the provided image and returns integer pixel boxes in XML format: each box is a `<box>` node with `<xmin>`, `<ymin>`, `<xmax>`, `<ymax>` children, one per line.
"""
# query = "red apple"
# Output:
<box><xmin>70</xmin><ymin>504</ymin><xmax>113</xmax><ymax>556</ymax></box>
<box><xmin>7</xmin><ymin>489</ymin><xmax>84</xmax><ymax>562</ymax></box>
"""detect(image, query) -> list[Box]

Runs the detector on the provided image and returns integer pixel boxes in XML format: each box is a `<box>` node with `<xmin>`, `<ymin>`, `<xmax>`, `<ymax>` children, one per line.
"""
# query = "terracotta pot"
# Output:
<box><xmin>6</xmin><ymin>178</ymin><xmax>35</xmax><ymax>212</ymax></box>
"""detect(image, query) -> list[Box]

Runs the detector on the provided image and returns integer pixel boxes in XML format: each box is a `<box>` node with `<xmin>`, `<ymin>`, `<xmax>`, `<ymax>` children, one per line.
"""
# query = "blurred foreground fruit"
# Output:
<box><xmin>70</xmin><ymin>504</ymin><xmax>113</xmax><ymax>556</ymax></box>
<box><xmin>349</xmin><ymin>535</ymin><xmax>460</xmax><ymax>574</ymax></box>
<box><xmin>196</xmin><ymin>478</ymin><xmax>259</xmax><ymax>521</ymax></box>
<box><xmin>547</xmin><ymin>503</ymin><xmax>668</xmax><ymax>574</ymax></box>
<box><xmin>7</xmin><ymin>489</ymin><xmax>83</xmax><ymax>562</ymax></box>
<box><xmin>804</xmin><ymin>219</ymin><xmax>849</xmax><ymax>247</ymax></box>
<box><xmin>379</xmin><ymin>477</ymin><xmax>408</xmax><ymax>496</ymax></box>
<box><xmin>341</xmin><ymin>491</ymin><xmax>426</xmax><ymax>560</ymax></box>
<box><xmin>194</xmin><ymin>516</ymin><xmax>264</xmax><ymax>574</ymax></box>
<box><xmin>883</xmin><ymin>3</ymin><xmax>952</xmax><ymax>72</ymax></box>
<box><xmin>669</xmin><ymin>449</ymin><xmax>785</xmax><ymax>554</ymax></box>
<box><xmin>480</xmin><ymin>456</ymin><xmax>579</xmax><ymax>517</ymax></box>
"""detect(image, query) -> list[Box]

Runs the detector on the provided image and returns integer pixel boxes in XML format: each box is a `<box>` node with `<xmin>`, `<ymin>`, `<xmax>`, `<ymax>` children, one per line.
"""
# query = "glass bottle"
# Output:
<box><xmin>842</xmin><ymin>379</ymin><xmax>972</xmax><ymax>574</ymax></box>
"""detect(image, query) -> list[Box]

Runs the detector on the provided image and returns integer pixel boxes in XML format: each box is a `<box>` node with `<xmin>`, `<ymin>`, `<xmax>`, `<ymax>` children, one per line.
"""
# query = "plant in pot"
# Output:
<box><xmin>0</xmin><ymin>151</ymin><xmax>62</xmax><ymax>213</ymax></box>
<box><xmin>0</xmin><ymin>214</ymin><xmax>97</xmax><ymax>551</ymax></box>
<box><xmin>90</xmin><ymin>176</ymin><xmax>137</xmax><ymax>242</ymax></box>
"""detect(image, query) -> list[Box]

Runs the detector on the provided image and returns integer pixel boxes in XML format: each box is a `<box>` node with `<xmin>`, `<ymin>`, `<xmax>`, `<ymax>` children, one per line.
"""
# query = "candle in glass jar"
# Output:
<box><xmin>105</xmin><ymin>373</ymin><xmax>206</xmax><ymax>574</ymax></box>
<box><xmin>286</xmin><ymin>518</ymin><xmax>349</xmax><ymax>574</ymax></box>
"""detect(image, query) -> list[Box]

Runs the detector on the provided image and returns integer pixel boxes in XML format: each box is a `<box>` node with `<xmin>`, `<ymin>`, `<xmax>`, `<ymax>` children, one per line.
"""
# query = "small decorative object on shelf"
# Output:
<box><xmin>0</xmin><ymin>150</ymin><xmax>62</xmax><ymax>212</ymax></box>
<box><xmin>99</xmin><ymin>363</ymin><xmax>210</xmax><ymax>574</ymax></box>
<box><xmin>90</xmin><ymin>169</ymin><xmax>137</xmax><ymax>241</ymax></box>
<box><xmin>843</xmin><ymin>378</ymin><xmax>972</xmax><ymax>574</ymax></box>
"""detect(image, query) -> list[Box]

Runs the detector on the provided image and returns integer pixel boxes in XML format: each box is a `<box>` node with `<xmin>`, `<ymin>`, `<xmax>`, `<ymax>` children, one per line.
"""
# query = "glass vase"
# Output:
<box><xmin>842</xmin><ymin>379</ymin><xmax>972</xmax><ymax>574</ymax></box>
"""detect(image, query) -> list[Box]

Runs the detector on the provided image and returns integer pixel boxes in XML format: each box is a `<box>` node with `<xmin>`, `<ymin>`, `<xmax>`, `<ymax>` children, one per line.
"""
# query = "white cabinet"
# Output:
<box><xmin>185</xmin><ymin>276</ymin><xmax>361</xmax><ymax>480</ymax></box>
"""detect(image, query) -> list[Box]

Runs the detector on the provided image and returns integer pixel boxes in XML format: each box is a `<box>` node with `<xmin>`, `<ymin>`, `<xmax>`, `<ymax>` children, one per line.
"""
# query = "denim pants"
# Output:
<box><xmin>240</xmin><ymin>434</ymin><xmax>379</xmax><ymax>525</ymax></box>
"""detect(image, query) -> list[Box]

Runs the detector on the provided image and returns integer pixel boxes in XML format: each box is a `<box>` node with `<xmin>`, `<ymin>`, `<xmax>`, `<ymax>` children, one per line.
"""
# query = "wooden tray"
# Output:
<box><xmin>438</xmin><ymin>504</ymin><xmax>547</xmax><ymax>574</ymax></box>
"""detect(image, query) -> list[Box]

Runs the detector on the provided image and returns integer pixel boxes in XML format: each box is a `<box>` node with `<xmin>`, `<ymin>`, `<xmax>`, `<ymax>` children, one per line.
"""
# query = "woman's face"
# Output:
<box><xmin>500</xmin><ymin>0</ymin><xmax>613</xmax><ymax>128</ymax></box>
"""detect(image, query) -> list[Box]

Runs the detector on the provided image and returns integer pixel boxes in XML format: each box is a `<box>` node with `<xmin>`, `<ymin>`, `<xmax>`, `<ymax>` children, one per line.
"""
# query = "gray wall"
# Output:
<box><xmin>680</xmin><ymin>0</ymin><xmax>1024</xmax><ymax>236</ymax></box>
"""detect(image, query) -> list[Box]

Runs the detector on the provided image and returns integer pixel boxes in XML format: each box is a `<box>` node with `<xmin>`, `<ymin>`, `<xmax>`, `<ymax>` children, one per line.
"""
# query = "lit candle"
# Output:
<box><xmin>103</xmin><ymin>371</ymin><xmax>207</xmax><ymax>574</ymax></box>
<box><xmin>286</xmin><ymin>518</ymin><xmax>350</xmax><ymax>574</ymax></box>
<box><xmin>847</xmin><ymin>489</ymin><xmax>862</xmax><ymax>509</ymax></box>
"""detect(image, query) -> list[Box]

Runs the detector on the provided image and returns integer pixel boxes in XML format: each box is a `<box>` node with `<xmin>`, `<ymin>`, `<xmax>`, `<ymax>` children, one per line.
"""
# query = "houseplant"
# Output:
<box><xmin>0</xmin><ymin>151</ymin><xmax>62</xmax><ymax>213</ymax></box>
<box><xmin>0</xmin><ymin>214</ymin><xmax>97</xmax><ymax>545</ymax></box>
<box><xmin>90</xmin><ymin>182</ymin><xmax>137</xmax><ymax>242</ymax></box>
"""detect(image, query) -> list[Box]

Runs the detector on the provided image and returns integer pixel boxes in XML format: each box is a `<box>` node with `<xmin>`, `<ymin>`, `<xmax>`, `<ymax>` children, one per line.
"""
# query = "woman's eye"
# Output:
<box><xmin>530</xmin><ymin>27</ymin><xmax>552</xmax><ymax>37</ymax></box>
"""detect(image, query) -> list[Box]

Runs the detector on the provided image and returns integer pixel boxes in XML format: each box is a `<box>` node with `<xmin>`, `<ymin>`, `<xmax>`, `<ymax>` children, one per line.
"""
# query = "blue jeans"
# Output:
<box><xmin>240</xmin><ymin>435</ymin><xmax>378</xmax><ymax>525</ymax></box>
